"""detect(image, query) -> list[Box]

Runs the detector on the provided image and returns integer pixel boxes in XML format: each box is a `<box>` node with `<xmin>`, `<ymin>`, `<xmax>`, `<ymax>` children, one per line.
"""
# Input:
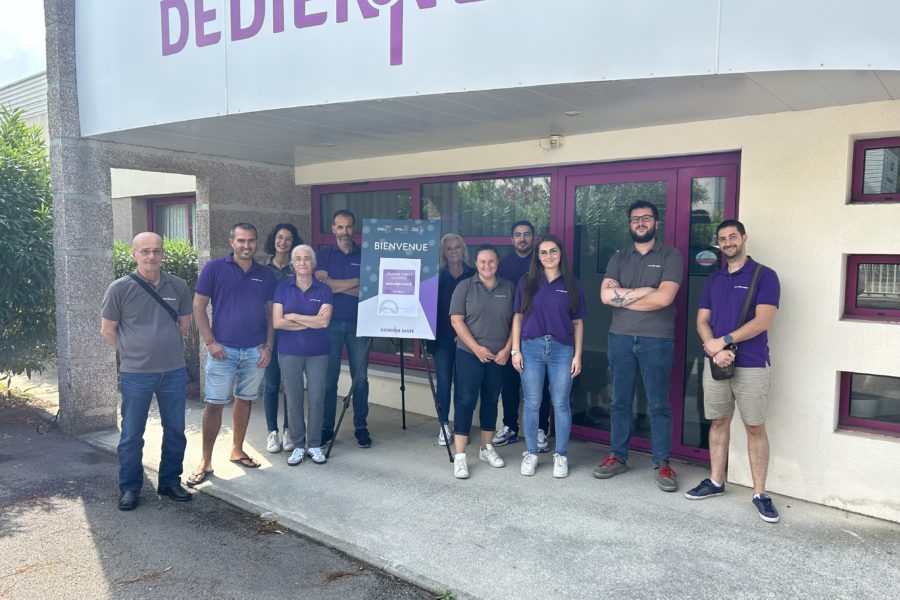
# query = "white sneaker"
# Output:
<box><xmin>453</xmin><ymin>453</ymin><xmax>469</xmax><ymax>479</ymax></box>
<box><xmin>287</xmin><ymin>447</ymin><xmax>305</xmax><ymax>466</ymax></box>
<box><xmin>281</xmin><ymin>430</ymin><xmax>294</xmax><ymax>452</ymax></box>
<box><xmin>537</xmin><ymin>429</ymin><xmax>550</xmax><ymax>453</ymax></box>
<box><xmin>479</xmin><ymin>444</ymin><xmax>505</xmax><ymax>468</ymax></box>
<box><xmin>553</xmin><ymin>453</ymin><xmax>568</xmax><ymax>478</ymax></box>
<box><xmin>266</xmin><ymin>430</ymin><xmax>281</xmax><ymax>453</ymax></box>
<box><xmin>307</xmin><ymin>447</ymin><xmax>327</xmax><ymax>464</ymax></box>
<box><xmin>520</xmin><ymin>451</ymin><xmax>538</xmax><ymax>476</ymax></box>
<box><xmin>438</xmin><ymin>424</ymin><xmax>452</xmax><ymax>446</ymax></box>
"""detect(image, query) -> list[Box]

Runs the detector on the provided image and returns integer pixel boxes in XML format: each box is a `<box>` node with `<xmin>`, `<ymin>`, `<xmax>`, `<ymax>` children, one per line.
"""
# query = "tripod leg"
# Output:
<box><xmin>423</xmin><ymin>341</ymin><xmax>454</xmax><ymax>463</ymax></box>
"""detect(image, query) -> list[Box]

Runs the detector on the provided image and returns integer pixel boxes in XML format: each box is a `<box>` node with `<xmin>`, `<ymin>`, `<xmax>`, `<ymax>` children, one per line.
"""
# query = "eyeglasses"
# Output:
<box><xmin>628</xmin><ymin>215</ymin><xmax>655</xmax><ymax>224</ymax></box>
<box><xmin>137</xmin><ymin>249</ymin><xmax>163</xmax><ymax>256</ymax></box>
<box><xmin>538</xmin><ymin>247</ymin><xmax>560</xmax><ymax>257</ymax></box>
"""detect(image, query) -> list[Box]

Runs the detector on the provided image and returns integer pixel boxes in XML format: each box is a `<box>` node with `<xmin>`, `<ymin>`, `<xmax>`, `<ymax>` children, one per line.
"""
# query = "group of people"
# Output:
<box><xmin>102</xmin><ymin>201</ymin><xmax>782</xmax><ymax>524</ymax></box>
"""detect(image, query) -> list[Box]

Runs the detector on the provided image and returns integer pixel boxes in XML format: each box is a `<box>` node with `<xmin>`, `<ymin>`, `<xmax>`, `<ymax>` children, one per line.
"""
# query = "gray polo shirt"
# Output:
<box><xmin>101</xmin><ymin>271</ymin><xmax>193</xmax><ymax>373</ymax></box>
<box><xmin>605</xmin><ymin>241</ymin><xmax>683</xmax><ymax>339</ymax></box>
<box><xmin>449</xmin><ymin>274</ymin><xmax>515</xmax><ymax>355</ymax></box>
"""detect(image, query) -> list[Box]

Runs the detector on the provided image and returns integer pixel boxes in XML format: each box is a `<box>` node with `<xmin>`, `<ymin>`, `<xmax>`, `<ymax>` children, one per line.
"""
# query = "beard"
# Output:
<box><xmin>630</xmin><ymin>224</ymin><xmax>657</xmax><ymax>244</ymax></box>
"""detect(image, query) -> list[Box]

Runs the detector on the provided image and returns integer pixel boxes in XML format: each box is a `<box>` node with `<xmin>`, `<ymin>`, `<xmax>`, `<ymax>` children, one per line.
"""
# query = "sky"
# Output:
<box><xmin>0</xmin><ymin>0</ymin><xmax>46</xmax><ymax>87</ymax></box>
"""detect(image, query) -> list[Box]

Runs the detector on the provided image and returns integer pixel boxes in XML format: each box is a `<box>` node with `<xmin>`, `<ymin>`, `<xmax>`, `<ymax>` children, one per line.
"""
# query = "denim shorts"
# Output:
<box><xmin>205</xmin><ymin>345</ymin><xmax>265</xmax><ymax>404</ymax></box>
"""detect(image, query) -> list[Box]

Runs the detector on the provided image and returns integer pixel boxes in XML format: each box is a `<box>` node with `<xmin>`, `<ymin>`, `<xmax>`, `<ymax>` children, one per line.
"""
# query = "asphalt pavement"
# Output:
<box><xmin>0</xmin><ymin>404</ymin><xmax>435</xmax><ymax>600</ymax></box>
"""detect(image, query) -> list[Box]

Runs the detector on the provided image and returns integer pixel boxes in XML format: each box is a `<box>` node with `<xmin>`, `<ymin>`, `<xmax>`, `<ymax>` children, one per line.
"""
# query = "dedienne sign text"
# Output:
<box><xmin>160</xmin><ymin>0</ymin><xmax>485</xmax><ymax>66</ymax></box>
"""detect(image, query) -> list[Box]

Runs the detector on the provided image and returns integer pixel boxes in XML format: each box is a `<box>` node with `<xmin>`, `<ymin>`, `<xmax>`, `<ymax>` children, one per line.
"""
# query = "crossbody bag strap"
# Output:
<box><xmin>736</xmin><ymin>263</ymin><xmax>763</xmax><ymax>328</ymax></box>
<box><xmin>128</xmin><ymin>273</ymin><xmax>178</xmax><ymax>322</ymax></box>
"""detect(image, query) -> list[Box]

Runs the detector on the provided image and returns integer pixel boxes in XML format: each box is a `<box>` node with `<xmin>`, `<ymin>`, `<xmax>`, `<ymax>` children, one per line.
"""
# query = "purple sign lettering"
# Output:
<box><xmin>194</xmin><ymin>0</ymin><xmax>221</xmax><ymax>47</ymax></box>
<box><xmin>160</xmin><ymin>0</ymin><xmax>485</xmax><ymax>65</ymax></box>
<box><xmin>231</xmin><ymin>0</ymin><xmax>265</xmax><ymax>41</ymax></box>
<box><xmin>382</xmin><ymin>270</ymin><xmax>416</xmax><ymax>295</ymax></box>
<box><xmin>160</xmin><ymin>0</ymin><xmax>189</xmax><ymax>56</ymax></box>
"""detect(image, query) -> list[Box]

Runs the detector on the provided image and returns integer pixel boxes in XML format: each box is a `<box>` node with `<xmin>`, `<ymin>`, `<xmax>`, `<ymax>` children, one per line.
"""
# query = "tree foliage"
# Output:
<box><xmin>0</xmin><ymin>107</ymin><xmax>55</xmax><ymax>378</ymax></box>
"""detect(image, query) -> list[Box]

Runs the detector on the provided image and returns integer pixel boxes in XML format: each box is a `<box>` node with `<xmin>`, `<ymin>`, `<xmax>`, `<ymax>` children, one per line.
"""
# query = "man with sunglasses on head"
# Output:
<box><xmin>593</xmin><ymin>200</ymin><xmax>683</xmax><ymax>492</ymax></box>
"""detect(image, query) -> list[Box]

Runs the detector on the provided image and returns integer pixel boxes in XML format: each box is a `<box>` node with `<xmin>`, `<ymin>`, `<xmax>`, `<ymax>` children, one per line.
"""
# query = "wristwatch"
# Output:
<box><xmin>723</xmin><ymin>335</ymin><xmax>734</xmax><ymax>344</ymax></box>
<box><xmin>510</xmin><ymin>349</ymin><xmax>519</xmax><ymax>356</ymax></box>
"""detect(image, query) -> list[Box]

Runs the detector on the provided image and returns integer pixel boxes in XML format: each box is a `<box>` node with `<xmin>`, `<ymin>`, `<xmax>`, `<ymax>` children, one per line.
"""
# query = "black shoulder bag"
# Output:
<box><xmin>128</xmin><ymin>273</ymin><xmax>178</xmax><ymax>322</ymax></box>
<box><xmin>708</xmin><ymin>263</ymin><xmax>763</xmax><ymax>381</ymax></box>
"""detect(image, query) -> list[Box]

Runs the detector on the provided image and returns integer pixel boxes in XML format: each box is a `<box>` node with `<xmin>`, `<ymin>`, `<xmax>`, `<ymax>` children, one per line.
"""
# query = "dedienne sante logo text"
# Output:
<box><xmin>161</xmin><ymin>0</ymin><xmax>485</xmax><ymax>66</ymax></box>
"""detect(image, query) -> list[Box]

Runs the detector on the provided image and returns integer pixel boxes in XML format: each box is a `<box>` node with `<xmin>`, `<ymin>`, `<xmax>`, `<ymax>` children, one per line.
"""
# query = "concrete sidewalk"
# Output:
<box><xmin>78</xmin><ymin>396</ymin><xmax>899</xmax><ymax>600</ymax></box>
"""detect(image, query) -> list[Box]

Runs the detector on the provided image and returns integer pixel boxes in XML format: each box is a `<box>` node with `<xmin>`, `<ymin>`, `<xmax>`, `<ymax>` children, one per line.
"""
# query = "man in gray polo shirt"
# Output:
<box><xmin>101</xmin><ymin>232</ymin><xmax>194</xmax><ymax>511</ymax></box>
<box><xmin>592</xmin><ymin>200</ymin><xmax>684</xmax><ymax>492</ymax></box>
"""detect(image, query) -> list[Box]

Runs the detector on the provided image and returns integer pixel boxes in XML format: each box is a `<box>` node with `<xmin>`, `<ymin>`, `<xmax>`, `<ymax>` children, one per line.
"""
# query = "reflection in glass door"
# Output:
<box><xmin>558</xmin><ymin>156</ymin><xmax>739</xmax><ymax>463</ymax></box>
<box><xmin>566</xmin><ymin>173</ymin><xmax>675</xmax><ymax>455</ymax></box>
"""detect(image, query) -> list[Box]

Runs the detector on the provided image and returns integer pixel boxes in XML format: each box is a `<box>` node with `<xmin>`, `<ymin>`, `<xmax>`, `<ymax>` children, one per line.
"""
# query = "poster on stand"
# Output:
<box><xmin>358</xmin><ymin>219</ymin><xmax>440</xmax><ymax>340</ymax></box>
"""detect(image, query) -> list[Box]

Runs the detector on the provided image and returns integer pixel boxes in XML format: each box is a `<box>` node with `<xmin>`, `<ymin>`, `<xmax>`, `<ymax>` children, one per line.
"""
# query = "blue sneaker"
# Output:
<box><xmin>491</xmin><ymin>426</ymin><xmax>518</xmax><ymax>446</ymax></box>
<box><xmin>685</xmin><ymin>478</ymin><xmax>725</xmax><ymax>500</ymax></box>
<box><xmin>752</xmin><ymin>493</ymin><xmax>780</xmax><ymax>523</ymax></box>
<box><xmin>355</xmin><ymin>428</ymin><xmax>372</xmax><ymax>448</ymax></box>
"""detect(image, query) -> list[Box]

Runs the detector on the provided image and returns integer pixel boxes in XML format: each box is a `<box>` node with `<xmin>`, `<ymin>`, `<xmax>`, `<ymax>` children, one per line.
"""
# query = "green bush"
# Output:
<box><xmin>113</xmin><ymin>237</ymin><xmax>198</xmax><ymax>289</ymax></box>
<box><xmin>0</xmin><ymin>107</ymin><xmax>55</xmax><ymax>378</ymax></box>
<box><xmin>113</xmin><ymin>237</ymin><xmax>200</xmax><ymax>380</ymax></box>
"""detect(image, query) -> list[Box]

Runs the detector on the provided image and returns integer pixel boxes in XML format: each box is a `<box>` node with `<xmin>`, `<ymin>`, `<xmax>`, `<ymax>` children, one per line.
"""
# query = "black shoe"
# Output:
<box><xmin>355</xmin><ymin>428</ymin><xmax>372</xmax><ymax>448</ymax></box>
<box><xmin>118</xmin><ymin>490</ymin><xmax>139</xmax><ymax>511</ymax></box>
<box><xmin>157</xmin><ymin>484</ymin><xmax>193</xmax><ymax>502</ymax></box>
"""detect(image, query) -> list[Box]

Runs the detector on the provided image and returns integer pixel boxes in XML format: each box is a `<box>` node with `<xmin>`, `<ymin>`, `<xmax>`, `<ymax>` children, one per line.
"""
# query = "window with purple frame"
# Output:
<box><xmin>839</xmin><ymin>372</ymin><xmax>900</xmax><ymax>436</ymax></box>
<box><xmin>851</xmin><ymin>137</ymin><xmax>900</xmax><ymax>203</ymax></box>
<box><xmin>844</xmin><ymin>255</ymin><xmax>900</xmax><ymax>321</ymax></box>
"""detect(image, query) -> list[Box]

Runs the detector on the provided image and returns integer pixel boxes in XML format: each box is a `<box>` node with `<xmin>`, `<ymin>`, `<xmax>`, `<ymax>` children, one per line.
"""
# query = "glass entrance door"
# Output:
<box><xmin>557</xmin><ymin>156</ymin><xmax>738</xmax><ymax>462</ymax></box>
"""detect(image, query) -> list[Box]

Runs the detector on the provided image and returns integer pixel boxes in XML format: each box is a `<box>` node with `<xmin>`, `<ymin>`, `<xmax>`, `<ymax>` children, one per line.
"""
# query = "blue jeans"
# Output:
<box><xmin>323</xmin><ymin>319</ymin><xmax>370</xmax><ymax>436</ymax></box>
<box><xmin>521</xmin><ymin>337</ymin><xmax>575</xmax><ymax>455</ymax></box>
<box><xmin>263</xmin><ymin>351</ymin><xmax>288</xmax><ymax>432</ymax></box>
<box><xmin>118</xmin><ymin>368</ymin><xmax>187</xmax><ymax>492</ymax></box>
<box><xmin>427</xmin><ymin>337</ymin><xmax>457</xmax><ymax>423</ymax></box>
<box><xmin>500</xmin><ymin>362</ymin><xmax>551</xmax><ymax>432</ymax></box>
<box><xmin>204</xmin><ymin>345</ymin><xmax>265</xmax><ymax>403</ymax></box>
<box><xmin>452</xmin><ymin>348</ymin><xmax>503</xmax><ymax>436</ymax></box>
<box><xmin>608</xmin><ymin>333</ymin><xmax>674</xmax><ymax>465</ymax></box>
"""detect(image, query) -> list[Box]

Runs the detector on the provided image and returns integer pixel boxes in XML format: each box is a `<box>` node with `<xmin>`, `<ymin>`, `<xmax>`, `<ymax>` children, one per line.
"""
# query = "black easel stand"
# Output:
<box><xmin>422</xmin><ymin>340</ymin><xmax>454</xmax><ymax>463</ymax></box>
<box><xmin>392</xmin><ymin>338</ymin><xmax>407</xmax><ymax>430</ymax></box>
<box><xmin>326</xmin><ymin>337</ymin><xmax>373</xmax><ymax>458</ymax></box>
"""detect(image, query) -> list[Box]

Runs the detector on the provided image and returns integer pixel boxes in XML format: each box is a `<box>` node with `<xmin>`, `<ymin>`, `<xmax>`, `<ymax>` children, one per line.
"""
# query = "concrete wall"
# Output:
<box><xmin>297</xmin><ymin>100</ymin><xmax>900</xmax><ymax>523</ymax></box>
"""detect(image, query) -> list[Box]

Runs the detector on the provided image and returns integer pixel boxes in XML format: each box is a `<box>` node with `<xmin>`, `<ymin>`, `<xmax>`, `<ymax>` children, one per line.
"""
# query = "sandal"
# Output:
<box><xmin>186</xmin><ymin>470</ymin><xmax>213</xmax><ymax>487</ymax></box>
<box><xmin>229</xmin><ymin>455</ymin><xmax>261</xmax><ymax>469</ymax></box>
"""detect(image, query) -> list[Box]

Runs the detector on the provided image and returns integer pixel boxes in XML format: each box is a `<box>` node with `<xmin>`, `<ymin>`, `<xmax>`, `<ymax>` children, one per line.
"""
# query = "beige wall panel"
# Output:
<box><xmin>300</xmin><ymin>100</ymin><xmax>900</xmax><ymax>522</ymax></box>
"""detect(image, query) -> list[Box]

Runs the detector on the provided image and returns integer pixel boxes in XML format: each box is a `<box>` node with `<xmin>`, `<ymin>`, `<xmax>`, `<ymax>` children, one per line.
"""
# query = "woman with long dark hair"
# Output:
<box><xmin>511</xmin><ymin>235</ymin><xmax>585</xmax><ymax>478</ymax></box>
<box><xmin>262</xmin><ymin>223</ymin><xmax>302</xmax><ymax>454</ymax></box>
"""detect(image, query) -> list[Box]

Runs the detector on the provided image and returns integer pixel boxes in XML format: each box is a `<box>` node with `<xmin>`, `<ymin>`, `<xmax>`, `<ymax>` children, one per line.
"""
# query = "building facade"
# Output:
<box><xmin>39</xmin><ymin>0</ymin><xmax>900</xmax><ymax>522</ymax></box>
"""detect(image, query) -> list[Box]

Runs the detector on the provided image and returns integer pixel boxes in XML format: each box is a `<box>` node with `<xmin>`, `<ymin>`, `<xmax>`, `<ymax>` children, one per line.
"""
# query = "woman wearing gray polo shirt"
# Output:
<box><xmin>448</xmin><ymin>244</ymin><xmax>515</xmax><ymax>479</ymax></box>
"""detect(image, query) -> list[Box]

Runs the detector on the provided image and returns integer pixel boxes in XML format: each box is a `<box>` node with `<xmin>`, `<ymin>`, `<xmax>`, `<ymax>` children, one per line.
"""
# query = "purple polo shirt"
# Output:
<box><xmin>195</xmin><ymin>254</ymin><xmax>276</xmax><ymax>348</ymax></box>
<box><xmin>699</xmin><ymin>257</ymin><xmax>780</xmax><ymax>368</ymax></box>
<box><xmin>273</xmin><ymin>277</ymin><xmax>333</xmax><ymax>356</ymax></box>
<box><xmin>498</xmin><ymin>251</ymin><xmax>533</xmax><ymax>287</ymax></box>
<box><xmin>437</xmin><ymin>264</ymin><xmax>476</xmax><ymax>338</ymax></box>
<box><xmin>316</xmin><ymin>243</ymin><xmax>361</xmax><ymax>322</ymax></box>
<box><xmin>514</xmin><ymin>275</ymin><xmax>587</xmax><ymax>347</ymax></box>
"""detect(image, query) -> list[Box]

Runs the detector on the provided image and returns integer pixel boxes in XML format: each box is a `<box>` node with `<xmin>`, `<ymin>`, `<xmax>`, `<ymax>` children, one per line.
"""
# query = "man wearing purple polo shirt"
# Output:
<box><xmin>493</xmin><ymin>220</ymin><xmax>552</xmax><ymax>452</ymax></box>
<box><xmin>316</xmin><ymin>209</ymin><xmax>372</xmax><ymax>448</ymax></box>
<box><xmin>686</xmin><ymin>220</ymin><xmax>781</xmax><ymax>523</ymax></box>
<box><xmin>187</xmin><ymin>223</ymin><xmax>276</xmax><ymax>486</ymax></box>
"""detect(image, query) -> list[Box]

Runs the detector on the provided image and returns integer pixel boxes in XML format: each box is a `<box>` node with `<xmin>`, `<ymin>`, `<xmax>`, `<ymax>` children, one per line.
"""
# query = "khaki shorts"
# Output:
<box><xmin>702</xmin><ymin>365</ymin><xmax>770</xmax><ymax>425</ymax></box>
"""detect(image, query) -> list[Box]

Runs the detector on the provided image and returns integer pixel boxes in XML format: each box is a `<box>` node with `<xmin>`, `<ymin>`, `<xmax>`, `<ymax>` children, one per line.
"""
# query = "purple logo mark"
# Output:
<box><xmin>161</xmin><ymin>0</ymin><xmax>485</xmax><ymax>66</ymax></box>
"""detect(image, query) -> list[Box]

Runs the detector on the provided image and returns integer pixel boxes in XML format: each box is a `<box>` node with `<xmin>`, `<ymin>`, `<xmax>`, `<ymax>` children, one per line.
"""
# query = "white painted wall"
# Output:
<box><xmin>110</xmin><ymin>168</ymin><xmax>196</xmax><ymax>198</ymax></box>
<box><xmin>301</xmin><ymin>99</ymin><xmax>900</xmax><ymax>523</ymax></box>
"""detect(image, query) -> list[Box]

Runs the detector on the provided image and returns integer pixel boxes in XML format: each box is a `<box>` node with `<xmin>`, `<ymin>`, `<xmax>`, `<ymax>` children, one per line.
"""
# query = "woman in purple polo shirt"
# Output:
<box><xmin>273</xmin><ymin>244</ymin><xmax>333</xmax><ymax>466</ymax></box>
<box><xmin>426</xmin><ymin>233</ymin><xmax>475</xmax><ymax>446</ymax></box>
<box><xmin>511</xmin><ymin>235</ymin><xmax>585</xmax><ymax>478</ymax></box>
